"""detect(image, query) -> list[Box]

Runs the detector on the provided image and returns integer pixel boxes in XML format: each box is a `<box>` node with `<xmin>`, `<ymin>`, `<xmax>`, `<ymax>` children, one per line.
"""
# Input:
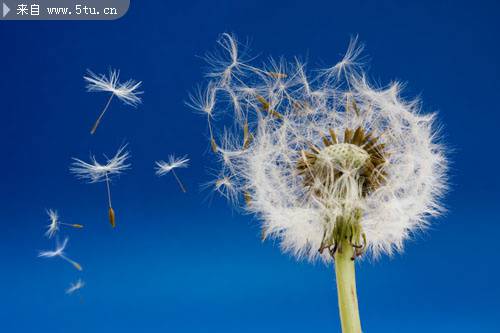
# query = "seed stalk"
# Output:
<box><xmin>334</xmin><ymin>238</ymin><xmax>362</xmax><ymax>333</ymax></box>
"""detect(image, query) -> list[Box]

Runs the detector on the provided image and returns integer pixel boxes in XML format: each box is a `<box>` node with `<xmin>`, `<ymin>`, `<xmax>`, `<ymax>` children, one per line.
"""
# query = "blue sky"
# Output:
<box><xmin>0</xmin><ymin>1</ymin><xmax>499</xmax><ymax>332</ymax></box>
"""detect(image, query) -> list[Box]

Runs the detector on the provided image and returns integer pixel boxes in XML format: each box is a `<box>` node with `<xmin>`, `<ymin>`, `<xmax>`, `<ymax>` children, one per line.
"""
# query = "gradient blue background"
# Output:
<box><xmin>1</xmin><ymin>1</ymin><xmax>499</xmax><ymax>332</ymax></box>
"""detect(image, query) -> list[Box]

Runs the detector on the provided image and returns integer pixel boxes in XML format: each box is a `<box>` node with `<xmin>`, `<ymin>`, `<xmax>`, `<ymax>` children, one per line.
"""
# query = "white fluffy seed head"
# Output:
<box><xmin>197</xmin><ymin>34</ymin><xmax>448</xmax><ymax>262</ymax></box>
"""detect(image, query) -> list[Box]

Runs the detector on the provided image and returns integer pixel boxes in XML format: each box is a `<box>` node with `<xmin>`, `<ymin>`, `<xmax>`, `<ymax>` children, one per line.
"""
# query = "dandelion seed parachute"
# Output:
<box><xmin>155</xmin><ymin>155</ymin><xmax>189</xmax><ymax>193</ymax></box>
<box><xmin>84</xmin><ymin>69</ymin><xmax>142</xmax><ymax>134</ymax></box>
<box><xmin>45</xmin><ymin>209</ymin><xmax>60</xmax><ymax>238</ymax></box>
<box><xmin>70</xmin><ymin>145</ymin><xmax>130</xmax><ymax>183</ymax></box>
<box><xmin>45</xmin><ymin>209</ymin><xmax>83</xmax><ymax>238</ymax></box>
<box><xmin>201</xmin><ymin>173</ymin><xmax>240</xmax><ymax>205</ymax></box>
<box><xmin>66</xmin><ymin>279</ymin><xmax>85</xmax><ymax>295</ymax></box>
<box><xmin>38</xmin><ymin>237</ymin><xmax>83</xmax><ymax>271</ymax></box>
<box><xmin>70</xmin><ymin>145</ymin><xmax>131</xmax><ymax>228</ymax></box>
<box><xmin>196</xmin><ymin>34</ymin><xmax>448</xmax><ymax>262</ymax></box>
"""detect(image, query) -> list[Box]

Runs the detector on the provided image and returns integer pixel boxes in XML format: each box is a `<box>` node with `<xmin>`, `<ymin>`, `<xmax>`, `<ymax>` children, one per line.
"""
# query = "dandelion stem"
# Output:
<box><xmin>60</xmin><ymin>255</ymin><xmax>83</xmax><ymax>271</ymax></box>
<box><xmin>334</xmin><ymin>239</ymin><xmax>362</xmax><ymax>333</ymax></box>
<box><xmin>105</xmin><ymin>172</ymin><xmax>112</xmax><ymax>208</ymax></box>
<box><xmin>90</xmin><ymin>93</ymin><xmax>114</xmax><ymax>135</ymax></box>
<box><xmin>105</xmin><ymin>172</ymin><xmax>116</xmax><ymax>228</ymax></box>
<box><xmin>208</xmin><ymin>118</ymin><xmax>218</xmax><ymax>153</ymax></box>
<box><xmin>171</xmin><ymin>169</ymin><xmax>187</xmax><ymax>193</ymax></box>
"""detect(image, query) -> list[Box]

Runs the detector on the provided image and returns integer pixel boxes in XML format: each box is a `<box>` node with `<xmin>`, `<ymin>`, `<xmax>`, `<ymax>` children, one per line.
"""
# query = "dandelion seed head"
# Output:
<box><xmin>70</xmin><ymin>145</ymin><xmax>130</xmax><ymax>183</ymax></box>
<box><xmin>196</xmin><ymin>35</ymin><xmax>448</xmax><ymax>262</ymax></box>
<box><xmin>84</xmin><ymin>69</ymin><xmax>142</xmax><ymax>106</ymax></box>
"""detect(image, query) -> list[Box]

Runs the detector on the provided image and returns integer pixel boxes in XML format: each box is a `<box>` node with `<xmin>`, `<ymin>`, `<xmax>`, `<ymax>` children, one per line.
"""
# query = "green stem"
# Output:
<box><xmin>334</xmin><ymin>239</ymin><xmax>362</xmax><ymax>333</ymax></box>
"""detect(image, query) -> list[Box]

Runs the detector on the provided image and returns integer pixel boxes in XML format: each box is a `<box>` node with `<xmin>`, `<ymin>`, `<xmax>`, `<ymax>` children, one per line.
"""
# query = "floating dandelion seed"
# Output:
<box><xmin>206</xmin><ymin>32</ymin><xmax>244</xmax><ymax>86</ymax></box>
<box><xmin>187</xmin><ymin>82</ymin><xmax>218</xmax><ymax>152</ymax></box>
<box><xmin>45</xmin><ymin>209</ymin><xmax>83</xmax><ymax>238</ymax></box>
<box><xmin>202</xmin><ymin>173</ymin><xmax>239</xmax><ymax>204</ymax></box>
<box><xmin>155</xmin><ymin>155</ymin><xmax>189</xmax><ymax>193</ymax></box>
<box><xmin>84</xmin><ymin>69</ymin><xmax>142</xmax><ymax>135</ymax></box>
<box><xmin>213</xmin><ymin>176</ymin><xmax>238</xmax><ymax>202</ymax></box>
<box><xmin>196</xmin><ymin>34</ymin><xmax>448</xmax><ymax>332</ymax></box>
<box><xmin>322</xmin><ymin>35</ymin><xmax>365</xmax><ymax>82</ymax></box>
<box><xmin>66</xmin><ymin>279</ymin><xmax>85</xmax><ymax>295</ymax></box>
<box><xmin>70</xmin><ymin>145</ymin><xmax>130</xmax><ymax>228</ymax></box>
<box><xmin>39</xmin><ymin>237</ymin><xmax>82</xmax><ymax>271</ymax></box>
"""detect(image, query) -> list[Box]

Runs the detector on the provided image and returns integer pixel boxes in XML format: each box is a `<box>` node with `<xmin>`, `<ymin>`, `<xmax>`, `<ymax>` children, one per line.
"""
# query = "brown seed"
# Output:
<box><xmin>266</xmin><ymin>72</ymin><xmax>287</xmax><ymax>79</ymax></box>
<box><xmin>361</xmin><ymin>133</ymin><xmax>372</xmax><ymax>145</ymax></box>
<box><xmin>244</xmin><ymin>191</ymin><xmax>252</xmax><ymax>206</ymax></box>
<box><xmin>363</xmin><ymin>137</ymin><xmax>379</xmax><ymax>151</ymax></box>
<box><xmin>309</xmin><ymin>145</ymin><xmax>321</xmax><ymax>154</ymax></box>
<box><xmin>256</xmin><ymin>95</ymin><xmax>283</xmax><ymax>119</ymax></box>
<box><xmin>344</xmin><ymin>128</ymin><xmax>353</xmax><ymax>143</ymax></box>
<box><xmin>304</xmin><ymin>151</ymin><xmax>317</xmax><ymax>159</ymax></box>
<box><xmin>243</xmin><ymin>122</ymin><xmax>252</xmax><ymax>149</ymax></box>
<box><xmin>329</xmin><ymin>128</ymin><xmax>338</xmax><ymax>144</ymax></box>
<box><xmin>351</xmin><ymin>127</ymin><xmax>364</xmax><ymax>145</ymax></box>
<box><xmin>370</xmin><ymin>157</ymin><xmax>385</xmax><ymax>167</ymax></box>
<box><xmin>351</xmin><ymin>100</ymin><xmax>361</xmax><ymax>116</ymax></box>
<box><xmin>297</xmin><ymin>163</ymin><xmax>309</xmax><ymax>170</ymax></box>
<box><xmin>256</xmin><ymin>95</ymin><xmax>270</xmax><ymax>111</ymax></box>
<box><xmin>269</xmin><ymin>109</ymin><xmax>283</xmax><ymax>119</ymax></box>
<box><xmin>370</xmin><ymin>145</ymin><xmax>386</xmax><ymax>159</ymax></box>
<box><xmin>210</xmin><ymin>138</ymin><xmax>218</xmax><ymax>153</ymax></box>
<box><xmin>364</xmin><ymin>159</ymin><xmax>375</xmax><ymax>170</ymax></box>
<box><xmin>108</xmin><ymin>207</ymin><xmax>116</xmax><ymax>228</ymax></box>
<box><xmin>297</xmin><ymin>153</ymin><xmax>308</xmax><ymax>171</ymax></box>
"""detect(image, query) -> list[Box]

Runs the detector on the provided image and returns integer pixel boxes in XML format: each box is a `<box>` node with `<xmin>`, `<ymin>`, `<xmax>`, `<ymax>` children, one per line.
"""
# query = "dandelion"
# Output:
<box><xmin>45</xmin><ymin>209</ymin><xmax>83</xmax><ymax>238</ymax></box>
<box><xmin>155</xmin><ymin>155</ymin><xmax>189</xmax><ymax>193</ymax></box>
<box><xmin>70</xmin><ymin>145</ymin><xmax>131</xmax><ymax>228</ymax></box>
<box><xmin>195</xmin><ymin>34</ymin><xmax>448</xmax><ymax>332</ymax></box>
<box><xmin>66</xmin><ymin>279</ymin><xmax>85</xmax><ymax>295</ymax></box>
<box><xmin>84</xmin><ymin>69</ymin><xmax>142</xmax><ymax>135</ymax></box>
<box><xmin>39</xmin><ymin>237</ymin><xmax>82</xmax><ymax>271</ymax></box>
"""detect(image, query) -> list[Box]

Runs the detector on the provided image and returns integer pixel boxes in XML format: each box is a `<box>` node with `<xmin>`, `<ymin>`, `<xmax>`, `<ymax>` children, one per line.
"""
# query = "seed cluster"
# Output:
<box><xmin>297</xmin><ymin>126</ymin><xmax>387</xmax><ymax>199</ymax></box>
